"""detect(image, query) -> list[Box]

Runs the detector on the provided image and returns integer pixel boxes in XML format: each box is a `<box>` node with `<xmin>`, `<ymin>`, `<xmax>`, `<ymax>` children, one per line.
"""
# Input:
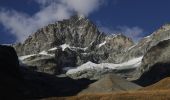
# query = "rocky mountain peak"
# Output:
<box><xmin>158</xmin><ymin>24</ymin><xmax>170</xmax><ymax>32</ymax></box>
<box><xmin>14</xmin><ymin>15</ymin><xmax>101</xmax><ymax>56</ymax></box>
<box><xmin>152</xmin><ymin>24</ymin><xmax>170</xmax><ymax>36</ymax></box>
<box><xmin>71</xmin><ymin>14</ymin><xmax>86</xmax><ymax>20</ymax></box>
<box><xmin>14</xmin><ymin>15</ymin><xmax>135</xmax><ymax>77</ymax></box>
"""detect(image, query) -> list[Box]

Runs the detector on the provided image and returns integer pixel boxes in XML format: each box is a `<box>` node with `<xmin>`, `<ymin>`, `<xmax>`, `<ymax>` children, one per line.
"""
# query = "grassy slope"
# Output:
<box><xmin>42</xmin><ymin>90</ymin><xmax>170</xmax><ymax>100</ymax></box>
<box><xmin>42</xmin><ymin>77</ymin><xmax>170</xmax><ymax>100</ymax></box>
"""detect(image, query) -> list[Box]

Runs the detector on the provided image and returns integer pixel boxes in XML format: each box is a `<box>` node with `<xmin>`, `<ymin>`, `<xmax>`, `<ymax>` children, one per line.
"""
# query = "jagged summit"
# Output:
<box><xmin>157</xmin><ymin>24</ymin><xmax>170</xmax><ymax>32</ymax></box>
<box><xmin>14</xmin><ymin>15</ymin><xmax>132</xmax><ymax>56</ymax></box>
<box><xmin>71</xmin><ymin>14</ymin><xmax>86</xmax><ymax>20</ymax></box>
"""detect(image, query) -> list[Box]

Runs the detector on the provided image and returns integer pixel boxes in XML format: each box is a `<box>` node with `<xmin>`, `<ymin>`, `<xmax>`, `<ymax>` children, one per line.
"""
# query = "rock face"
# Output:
<box><xmin>122</xmin><ymin>24</ymin><xmax>170</xmax><ymax>62</ymax></box>
<box><xmin>134</xmin><ymin>39</ymin><xmax>170</xmax><ymax>86</ymax></box>
<box><xmin>14</xmin><ymin>15</ymin><xmax>105</xmax><ymax>56</ymax></box>
<box><xmin>79</xmin><ymin>74</ymin><xmax>141</xmax><ymax>95</ymax></box>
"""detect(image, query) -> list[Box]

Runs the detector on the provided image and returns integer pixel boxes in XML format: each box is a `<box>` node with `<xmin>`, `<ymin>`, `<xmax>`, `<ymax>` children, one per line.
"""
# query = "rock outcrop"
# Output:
<box><xmin>134</xmin><ymin>39</ymin><xmax>170</xmax><ymax>86</ymax></box>
<box><xmin>0</xmin><ymin>45</ymin><xmax>23</xmax><ymax>99</ymax></box>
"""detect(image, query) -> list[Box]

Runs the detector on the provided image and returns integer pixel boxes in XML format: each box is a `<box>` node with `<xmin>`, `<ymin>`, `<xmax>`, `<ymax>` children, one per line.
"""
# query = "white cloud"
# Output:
<box><xmin>100</xmin><ymin>26</ymin><xmax>145</xmax><ymax>42</ymax></box>
<box><xmin>61</xmin><ymin>0</ymin><xmax>104</xmax><ymax>16</ymax></box>
<box><xmin>0</xmin><ymin>0</ymin><xmax>105</xmax><ymax>42</ymax></box>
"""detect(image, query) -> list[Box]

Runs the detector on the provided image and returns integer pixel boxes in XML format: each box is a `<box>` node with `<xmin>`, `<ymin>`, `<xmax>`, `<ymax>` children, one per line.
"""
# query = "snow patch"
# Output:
<box><xmin>78</xmin><ymin>14</ymin><xmax>85</xmax><ymax>20</ymax></box>
<box><xmin>60</xmin><ymin>44</ymin><xmax>70</xmax><ymax>51</ymax></box>
<box><xmin>106</xmin><ymin>34</ymin><xmax>118</xmax><ymax>40</ymax></box>
<box><xmin>144</xmin><ymin>35</ymin><xmax>151</xmax><ymax>38</ymax></box>
<box><xmin>39</xmin><ymin>51</ymin><xmax>54</xmax><ymax>56</ymax></box>
<box><xmin>19</xmin><ymin>54</ymin><xmax>36</xmax><ymax>60</ymax></box>
<box><xmin>48</xmin><ymin>47</ymin><xmax>58</xmax><ymax>51</ymax></box>
<box><xmin>60</xmin><ymin>44</ymin><xmax>88</xmax><ymax>51</ymax></box>
<box><xmin>39</xmin><ymin>51</ymin><xmax>48</xmax><ymax>55</ymax></box>
<box><xmin>98</xmin><ymin>41</ymin><xmax>106</xmax><ymax>48</ymax></box>
<box><xmin>72</xmin><ymin>46</ymin><xmax>88</xmax><ymax>51</ymax></box>
<box><xmin>66</xmin><ymin>56</ymin><xmax>143</xmax><ymax>75</ymax></box>
<box><xmin>127</xmin><ymin>45</ymin><xmax>137</xmax><ymax>51</ymax></box>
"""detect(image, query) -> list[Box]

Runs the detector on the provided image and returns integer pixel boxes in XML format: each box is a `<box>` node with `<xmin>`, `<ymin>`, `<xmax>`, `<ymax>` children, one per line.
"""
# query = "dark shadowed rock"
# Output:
<box><xmin>0</xmin><ymin>45</ymin><xmax>96</xmax><ymax>99</ymax></box>
<box><xmin>0</xmin><ymin>45</ymin><xmax>23</xmax><ymax>99</ymax></box>
<box><xmin>0</xmin><ymin>45</ymin><xmax>20</xmax><ymax>78</ymax></box>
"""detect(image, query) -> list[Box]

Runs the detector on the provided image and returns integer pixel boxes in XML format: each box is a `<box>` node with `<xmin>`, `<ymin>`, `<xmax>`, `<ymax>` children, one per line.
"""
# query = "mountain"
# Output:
<box><xmin>13</xmin><ymin>15</ymin><xmax>134</xmax><ymax>76</ymax></box>
<box><xmin>65</xmin><ymin>24</ymin><xmax>170</xmax><ymax>80</ymax></box>
<box><xmin>13</xmin><ymin>15</ymin><xmax>170</xmax><ymax>83</ymax></box>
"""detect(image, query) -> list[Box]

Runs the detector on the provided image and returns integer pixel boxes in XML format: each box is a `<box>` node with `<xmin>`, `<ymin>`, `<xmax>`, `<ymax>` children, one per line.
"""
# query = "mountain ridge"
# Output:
<box><xmin>13</xmin><ymin>15</ymin><xmax>170</xmax><ymax>81</ymax></box>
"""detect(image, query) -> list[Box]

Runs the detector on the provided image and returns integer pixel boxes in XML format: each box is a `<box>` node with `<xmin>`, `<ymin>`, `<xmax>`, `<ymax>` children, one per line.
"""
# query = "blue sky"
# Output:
<box><xmin>0</xmin><ymin>0</ymin><xmax>170</xmax><ymax>44</ymax></box>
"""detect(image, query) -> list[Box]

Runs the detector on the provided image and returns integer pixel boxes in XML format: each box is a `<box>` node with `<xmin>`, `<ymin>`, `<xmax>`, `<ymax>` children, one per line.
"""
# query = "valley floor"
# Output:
<box><xmin>42</xmin><ymin>90</ymin><xmax>170</xmax><ymax>100</ymax></box>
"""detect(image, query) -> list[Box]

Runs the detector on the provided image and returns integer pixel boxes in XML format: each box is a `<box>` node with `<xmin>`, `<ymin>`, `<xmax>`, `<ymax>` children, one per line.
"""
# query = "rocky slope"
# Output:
<box><xmin>79</xmin><ymin>74</ymin><xmax>141</xmax><ymax>95</ymax></box>
<box><xmin>122</xmin><ymin>24</ymin><xmax>170</xmax><ymax>62</ymax></box>
<box><xmin>134</xmin><ymin>39</ymin><xmax>170</xmax><ymax>86</ymax></box>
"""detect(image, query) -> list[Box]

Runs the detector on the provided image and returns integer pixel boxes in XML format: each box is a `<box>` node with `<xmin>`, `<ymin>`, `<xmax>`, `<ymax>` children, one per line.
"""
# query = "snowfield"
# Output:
<box><xmin>66</xmin><ymin>56</ymin><xmax>143</xmax><ymax>75</ymax></box>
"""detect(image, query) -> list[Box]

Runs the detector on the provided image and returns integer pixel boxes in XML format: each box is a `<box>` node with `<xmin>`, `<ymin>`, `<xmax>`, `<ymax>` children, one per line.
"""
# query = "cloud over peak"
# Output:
<box><xmin>0</xmin><ymin>0</ymin><xmax>104</xmax><ymax>42</ymax></box>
